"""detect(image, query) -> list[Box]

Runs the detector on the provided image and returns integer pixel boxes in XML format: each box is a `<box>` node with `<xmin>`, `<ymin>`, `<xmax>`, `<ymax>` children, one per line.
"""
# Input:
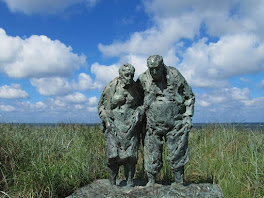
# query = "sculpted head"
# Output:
<box><xmin>119</xmin><ymin>63</ymin><xmax>135</xmax><ymax>86</ymax></box>
<box><xmin>147</xmin><ymin>55</ymin><xmax>165</xmax><ymax>82</ymax></box>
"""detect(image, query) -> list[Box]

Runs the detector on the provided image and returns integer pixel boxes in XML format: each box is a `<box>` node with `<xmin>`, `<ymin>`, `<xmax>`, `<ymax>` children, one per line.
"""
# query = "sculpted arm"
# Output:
<box><xmin>183</xmin><ymin>83</ymin><xmax>195</xmax><ymax>117</ymax></box>
<box><xmin>176</xmin><ymin>72</ymin><xmax>195</xmax><ymax>130</ymax></box>
<box><xmin>135</xmin><ymin>77</ymin><xmax>144</xmax><ymax>100</ymax></box>
<box><xmin>98</xmin><ymin>86</ymin><xmax>111</xmax><ymax>132</ymax></box>
<box><xmin>136</xmin><ymin>75</ymin><xmax>155</xmax><ymax>110</ymax></box>
<box><xmin>175</xmin><ymin>71</ymin><xmax>195</xmax><ymax>117</ymax></box>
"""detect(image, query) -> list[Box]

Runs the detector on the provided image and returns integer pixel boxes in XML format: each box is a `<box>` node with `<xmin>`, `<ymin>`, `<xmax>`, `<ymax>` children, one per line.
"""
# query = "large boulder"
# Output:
<box><xmin>66</xmin><ymin>179</ymin><xmax>224</xmax><ymax>198</ymax></box>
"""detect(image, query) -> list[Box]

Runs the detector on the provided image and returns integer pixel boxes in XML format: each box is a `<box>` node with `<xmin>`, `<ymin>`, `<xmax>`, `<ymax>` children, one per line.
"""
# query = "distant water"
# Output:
<box><xmin>192</xmin><ymin>122</ymin><xmax>264</xmax><ymax>131</ymax></box>
<box><xmin>2</xmin><ymin>122</ymin><xmax>264</xmax><ymax>131</ymax></box>
<box><xmin>3</xmin><ymin>123</ymin><xmax>99</xmax><ymax>127</ymax></box>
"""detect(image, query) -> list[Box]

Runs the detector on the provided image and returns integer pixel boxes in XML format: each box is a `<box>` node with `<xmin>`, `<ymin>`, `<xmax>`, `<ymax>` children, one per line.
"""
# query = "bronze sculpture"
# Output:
<box><xmin>98</xmin><ymin>63</ymin><xmax>144</xmax><ymax>187</ymax></box>
<box><xmin>98</xmin><ymin>55</ymin><xmax>195</xmax><ymax>187</ymax></box>
<box><xmin>137</xmin><ymin>55</ymin><xmax>195</xmax><ymax>186</ymax></box>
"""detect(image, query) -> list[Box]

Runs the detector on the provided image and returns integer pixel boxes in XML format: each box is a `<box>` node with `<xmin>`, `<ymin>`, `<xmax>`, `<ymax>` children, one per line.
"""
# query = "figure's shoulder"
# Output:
<box><xmin>109</xmin><ymin>77</ymin><xmax>119</xmax><ymax>86</ymax></box>
<box><xmin>167</xmin><ymin>66</ymin><xmax>186</xmax><ymax>80</ymax></box>
<box><xmin>138</xmin><ymin>70</ymin><xmax>148</xmax><ymax>79</ymax></box>
<box><xmin>167</xmin><ymin>66</ymin><xmax>180</xmax><ymax>76</ymax></box>
<box><xmin>138</xmin><ymin>71</ymin><xmax>148</xmax><ymax>83</ymax></box>
<box><xmin>103</xmin><ymin>77</ymin><xmax>118</xmax><ymax>92</ymax></box>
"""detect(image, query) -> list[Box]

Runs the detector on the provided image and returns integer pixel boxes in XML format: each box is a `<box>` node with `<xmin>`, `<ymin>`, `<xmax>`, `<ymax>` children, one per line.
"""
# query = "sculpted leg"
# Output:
<box><xmin>144</xmin><ymin>130</ymin><xmax>163</xmax><ymax>186</ymax></box>
<box><xmin>105</xmin><ymin>132</ymin><xmax>119</xmax><ymax>185</ymax></box>
<box><xmin>174</xmin><ymin>166</ymin><xmax>184</xmax><ymax>184</ymax></box>
<box><xmin>146</xmin><ymin>172</ymin><xmax>156</xmax><ymax>187</ymax></box>
<box><xmin>124</xmin><ymin>163</ymin><xmax>135</xmax><ymax>187</ymax></box>
<box><xmin>108</xmin><ymin>164</ymin><xmax>119</xmax><ymax>185</ymax></box>
<box><xmin>166</xmin><ymin>122</ymin><xmax>190</xmax><ymax>185</ymax></box>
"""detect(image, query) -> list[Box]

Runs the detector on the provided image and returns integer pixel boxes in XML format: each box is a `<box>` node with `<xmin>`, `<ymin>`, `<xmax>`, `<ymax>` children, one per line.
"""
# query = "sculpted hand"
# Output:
<box><xmin>101</xmin><ymin>116</ymin><xmax>111</xmax><ymax>132</ymax></box>
<box><xmin>135</xmin><ymin>106</ymin><xmax>145</xmax><ymax>119</ymax></box>
<box><xmin>183</xmin><ymin>116</ymin><xmax>192</xmax><ymax>130</ymax></box>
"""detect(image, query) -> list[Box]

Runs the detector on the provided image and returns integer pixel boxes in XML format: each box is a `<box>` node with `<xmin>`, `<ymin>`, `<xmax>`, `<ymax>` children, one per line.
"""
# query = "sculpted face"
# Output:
<box><xmin>119</xmin><ymin>64</ymin><xmax>135</xmax><ymax>86</ymax></box>
<box><xmin>121</xmin><ymin>70</ymin><xmax>134</xmax><ymax>85</ymax></box>
<box><xmin>147</xmin><ymin>55</ymin><xmax>165</xmax><ymax>82</ymax></box>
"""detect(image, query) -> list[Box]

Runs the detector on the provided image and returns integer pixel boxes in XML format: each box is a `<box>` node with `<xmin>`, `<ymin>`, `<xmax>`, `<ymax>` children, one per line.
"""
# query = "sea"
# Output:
<box><xmin>192</xmin><ymin>122</ymin><xmax>264</xmax><ymax>132</ymax></box>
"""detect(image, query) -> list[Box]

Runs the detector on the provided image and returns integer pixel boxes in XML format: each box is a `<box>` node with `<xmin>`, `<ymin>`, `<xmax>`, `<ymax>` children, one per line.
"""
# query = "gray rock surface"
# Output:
<box><xmin>66</xmin><ymin>179</ymin><xmax>224</xmax><ymax>198</ymax></box>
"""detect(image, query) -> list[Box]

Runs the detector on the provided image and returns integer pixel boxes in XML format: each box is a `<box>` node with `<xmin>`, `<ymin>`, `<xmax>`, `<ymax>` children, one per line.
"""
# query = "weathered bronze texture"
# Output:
<box><xmin>98</xmin><ymin>63</ymin><xmax>144</xmax><ymax>187</ymax></box>
<box><xmin>98</xmin><ymin>55</ymin><xmax>195</xmax><ymax>187</ymax></box>
<box><xmin>136</xmin><ymin>55</ymin><xmax>195</xmax><ymax>186</ymax></box>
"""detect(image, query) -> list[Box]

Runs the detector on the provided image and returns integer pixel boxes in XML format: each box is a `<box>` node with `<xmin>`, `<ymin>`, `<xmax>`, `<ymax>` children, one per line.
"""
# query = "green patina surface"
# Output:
<box><xmin>98</xmin><ymin>63</ymin><xmax>144</xmax><ymax>187</ymax></box>
<box><xmin>98</xmin><ymin>55</ymin><xmax>195</xmax><ymax>187</ymax></box>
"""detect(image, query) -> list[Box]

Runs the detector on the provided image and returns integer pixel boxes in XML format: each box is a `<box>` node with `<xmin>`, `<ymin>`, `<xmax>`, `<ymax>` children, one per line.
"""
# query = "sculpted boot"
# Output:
<box><xmin>108</xmin><ymin>165</ymin><xmax>119</xmax><ymax>185</ymax></box>
<box><xmin>124</xmin><ymin>163</ymin><xmax>135</xmax><ymax>187</ymax></box>
<box><xmin>146</xmin><ymin>172</ymin><xmax>156</xmax><ymax>187</ymax></box>
<box><xmin>173</xmin><ymin>166</ymin><xmax>184</xmax><ymax>185</ymax></box>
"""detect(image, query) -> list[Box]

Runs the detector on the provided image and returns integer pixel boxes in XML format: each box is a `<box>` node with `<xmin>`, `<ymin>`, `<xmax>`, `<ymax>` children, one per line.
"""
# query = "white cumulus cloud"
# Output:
<box><xmin>89</xmin><ymin>50</ymin><xmax>180</xmax><ymax>89</ymax></box>
<box><xmin>19</xmin><ymin>101</ymin><xmax>47</xmax><ymax>112</ymax></box>
<box><xmin>73</xmin><ymin>73</ymin><xmax>98</xmax><ymax>90</ymax></box>
<box><xmin>178</xmin><ymin>34</ymin><xmax>264</xmax><ymax>88</ymax></box>
<box><xmin>62</xmin><ymin>92</ymin><xmax>88</xmax><ymax>103</ymax></box>
<box><xmin>98</xmin><ymin>16</ymin><xmax>200</xmax><ymax>57</ymax></box>
<box><xmin>199</xmin><ymin>100</ymin><xmax>211</xmax><ymax>107</ymax></box>
<box><xmin>0</xmin><ymin>84</ymin><xmax>29</xmax><ymax>99</ymax></box>
<box><xmin>0</xmin><ymin>28</ymin><xmax>86</xmax><ymax>78</ymax></box>
<box><xmin>95</xmin><ymin>0</ymin><xmax>264</xmax><ymax>89</ymax></box>
<box><xmin>0</xmin><ymin>104</ymin><xmax>15</xmax><ymax>112</ymax></box>
<box><xmin>144</xmin><ymin>0</ymin><xmax>264</xmax><ymax>38</ymax></box>
<box><xmin>31</xmin><ymin>73</ymin><xmax>98</xmax><ymax>96</ymax></box>
<box><xmin>1</xmin><ymin>0</ymin><xmax>100</xmax><ymax>15</ymax></box>
<box><xmin>30</xmin><ymin>77</ymin><xmax>72</xmax><ymax>96</ymax></box>
<box><xmin>88</xmin><ymin>96</ymin><xmax>97</xmax><ymax>106</ymax></box>
<box><xmin>194</xmin><ymin>87</ymin><xmax>264</xmax><ymax>122</ymax></box>
<box><xmin>259</xmin><ymin>80</ymin><xmax>264</xmax><ymax>87</ymax></box>
<box><xmin>91</xmin><ymin>62</ymin><xmax>119</xmax><ymax>89</ymax></box>
<box><xmin>87</xmin><ymin>106</ymin><xmax>97</xmax><ymax>112</ymax></box>
<box><xmin>74</xmin><ymin>104</ymin><xmax>84</xmax><ymax>110</ymax></box>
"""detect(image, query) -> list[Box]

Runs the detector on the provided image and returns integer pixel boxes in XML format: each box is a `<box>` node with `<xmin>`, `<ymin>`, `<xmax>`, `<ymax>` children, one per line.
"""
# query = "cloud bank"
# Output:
<box><xmin>1</xmin><ymin>0</ymin><xmax>264</xmax><ymax>123</ymax></box>
<box><xmin>96</xmin><ymin>0</ymin><xmax>264</xmax><ymax>122</ymax></box>
<box><xmin>98</xmin><ymin>0</ymin><xmax>264</xmax><ymax>88</ymax></box>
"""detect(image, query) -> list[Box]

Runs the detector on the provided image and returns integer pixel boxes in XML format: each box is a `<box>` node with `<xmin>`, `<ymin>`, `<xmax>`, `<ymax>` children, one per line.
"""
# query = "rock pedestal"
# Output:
<box><xmin>66</xmin><ymin>179</ymin><xmax>224</xmax><ymax>198</ymax></box>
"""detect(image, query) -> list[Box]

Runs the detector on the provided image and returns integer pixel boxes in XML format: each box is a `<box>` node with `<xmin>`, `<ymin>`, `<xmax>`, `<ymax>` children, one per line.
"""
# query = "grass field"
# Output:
<box><xmin>0</xmin><ymin>123</ymin><xmax>263</xmax><ymax>198</ymax></box>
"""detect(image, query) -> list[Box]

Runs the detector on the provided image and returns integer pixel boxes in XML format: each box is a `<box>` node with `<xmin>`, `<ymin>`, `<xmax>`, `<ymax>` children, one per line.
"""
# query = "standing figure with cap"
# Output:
<box><xmin>137</xmin><ymin>55</ymin><xmax>195</xmax><ymax>186</ymax></box>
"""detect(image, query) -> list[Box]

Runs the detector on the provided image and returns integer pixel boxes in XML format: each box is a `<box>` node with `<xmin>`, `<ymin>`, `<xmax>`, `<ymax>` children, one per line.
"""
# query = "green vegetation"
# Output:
<box><xmin>0</xmin><ymin>124</ymin><xmax>263</xmax><ymax>198</ymax></box>
<box><xmin>0</xmin><ymin>124</ymin><xmax>107</xmax><ymax>198</ymax></box>
<box><xmin>185</xmin><ymin>124</ymin><xmax>264</xmax><ymax>198</ymax></box>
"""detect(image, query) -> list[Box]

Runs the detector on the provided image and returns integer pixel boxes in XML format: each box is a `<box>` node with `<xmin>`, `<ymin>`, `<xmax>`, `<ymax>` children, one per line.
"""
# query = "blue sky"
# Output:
<box><xmin>0</xmin><ymin>0</ymin><xmax>264</xmax><ymax>123</ymax></box>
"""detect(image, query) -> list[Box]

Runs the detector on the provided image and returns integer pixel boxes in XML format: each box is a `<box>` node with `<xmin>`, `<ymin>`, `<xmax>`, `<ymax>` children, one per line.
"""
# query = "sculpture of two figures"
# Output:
<box><xmin>98</xmin><ymin>55</ymin><xmax>195</xmax><ymax>187</ymax></box>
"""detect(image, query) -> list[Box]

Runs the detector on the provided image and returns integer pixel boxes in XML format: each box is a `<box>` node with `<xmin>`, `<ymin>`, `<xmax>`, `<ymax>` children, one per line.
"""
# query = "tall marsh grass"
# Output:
<box><xmin>186</xmin><ymin>124</ymin><xmax>264</xmax><ymax>198</ymax></box>
<box><xmin>0</xmin><ymin>123</ymin><xmax>263</xmax><ymax>198</ymax></box>
<box><xmin>0</xmin><ymin>124</ymin><xmax>107</xmax><ymax>197</ymax></box>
